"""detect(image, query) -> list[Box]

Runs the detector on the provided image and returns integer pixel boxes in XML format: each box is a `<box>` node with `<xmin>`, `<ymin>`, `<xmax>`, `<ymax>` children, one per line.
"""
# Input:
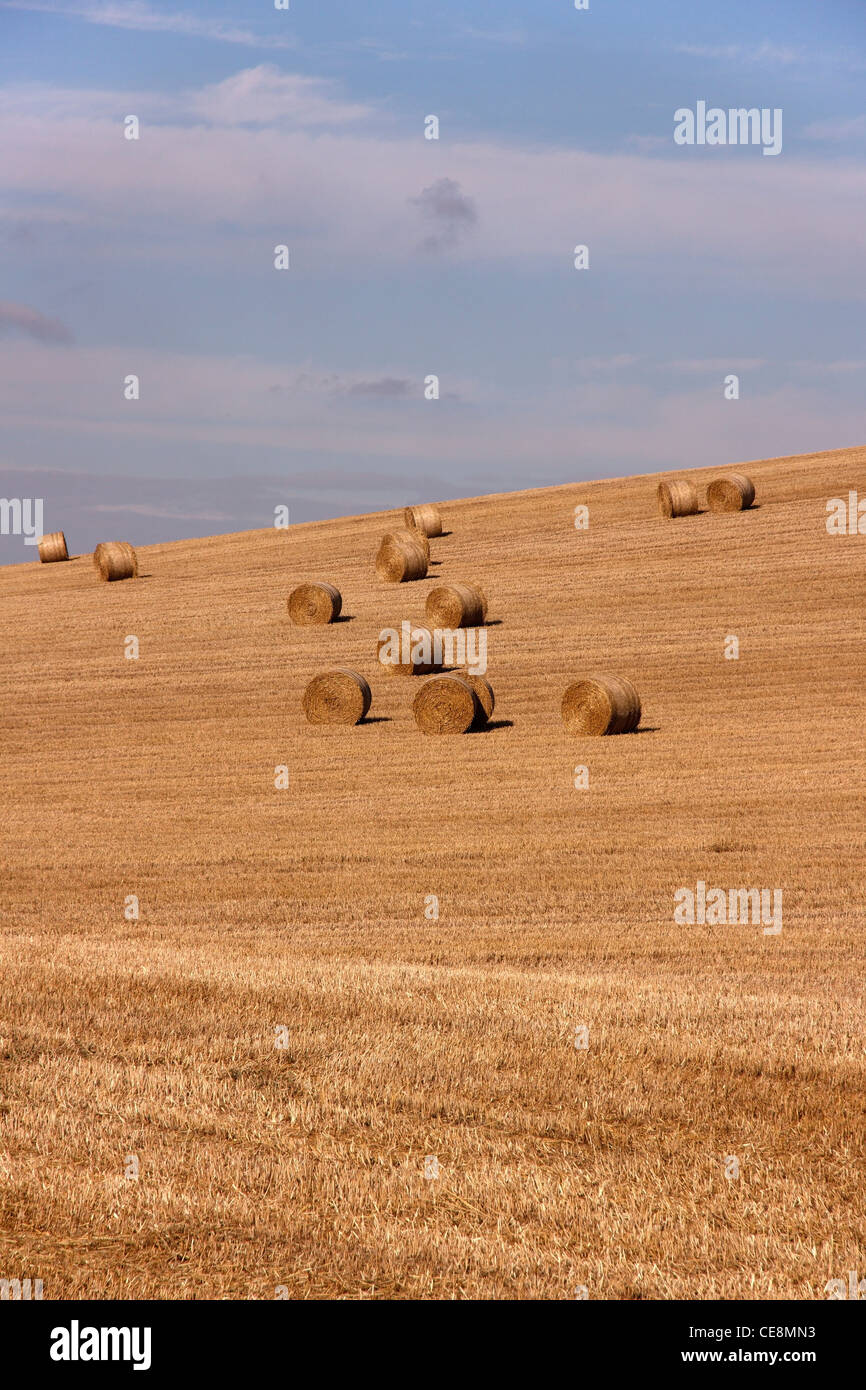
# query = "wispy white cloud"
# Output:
<box><xmin>343</xmin><ymin>38</ymin><xmax>409</xmax><ymax>62</ymax></box>
<box><xmin>570</xmin><ymin>356</ymin><xmax>768</xmax><ymax>375</ymax></box>
<box><xmin>459</xmin><ymin>27</ymin><xmax>528</xmax><ymax>47</ymax></box>
<box><xmin>667</xmin><ymin>358</ymin><xmax>767</xmax><ymax>373</ymax></box>
<box><xmin>188</xmin><ymin>66</ymin><xmax>371</xmax><ymax>127</ymax></box>
<box><xmin>2</xmin><ymin>69</ymin><xmax>864</xmax><ymax>295</ymax></box>
<box><xmin>0</xmin><ymin>0</ymin><xmax>296</xmax><ymax>48</ymax></box>
<box><xmin>91</xmin><ymin>501</ymin><xmax>235</xmax><ymax>520</ymax></box>
<box><xmin>0</xmin><ymin>342</ymin><xmax>862</xmax><ymax>482</ymax></box>
<box><xmin>673</xmin><ymin>40</ymin><xmax>866</xmax><ymax>74</ymax></box>
<box><xmin>556</xmin><ymin>355</ymin><xmax>858</xmax><ymax>379</ymax></box>
<box><xmin>624</xmin><ymin>134</ymin><xmax>669</xmax><ymax>153</ymax></box>
<box><xmin>569</xmin><ymin>355</ymin><xmax>641</xmax><ymax>372</ymax></box>
<box><xmin>792</xmin><ymin>360</ymin><xmax>866</xmax><ymax>374</ymax></box>
<box><xmin>0</xmin><ymin>344</ymin><xmax>479</xmax><ymax>454</ymax></box>
<box><xmin>804</xmin><ymin>116</ymin><xmax>866</xmax><ymax>143</ymax></box>
<box><xmin>0</xmin><ymin>66</ymin><xmax>372</xmax><ymax>127</ymax></box>
<box><xmin>674</xmin><ymin>41</ymin><xmax>808</xmax><ymax>66</ymax></box>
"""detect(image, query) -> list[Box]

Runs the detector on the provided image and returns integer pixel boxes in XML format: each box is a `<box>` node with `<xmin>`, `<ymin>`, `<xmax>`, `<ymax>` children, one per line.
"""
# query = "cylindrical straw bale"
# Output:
<box><xmin>453</xmin><ymin>671</ymin><xmax>495</xmax><ymax>722</ymax></box>
<box><xmin>471</xmin><ymin>583</ymin><xmax>489</xmax><ymax>622</ymax></box>
<box><xmin>94</xmin><ymin>541</ymin><xmax>137</xmax><ymax>582</ymax></box>
<box><xmin>93</xmin><ymin>541</ymin><xmax>138</xmax><ymax>576</ymax></box>
<box><xmin>390</xmin><ymin>527</ymin><xmax>430</xmax><ymax>561</ymax></box>
<box><xmin>657</xmin><ymin>480</ymin><xmax>699</xmax><ymax>518</ymax></box>
<box><xmin>706</xmin><ymin>473</ymin><xmax>755</xmax><ymax>512</ymax></box>
<box><xmin>377</xmin><ymin>624</ymin><xmax>441</xmax><ymax>676</ymax></box>
<box><xmin>302</xmin><ymin>668</ymin><xmax>371</xmax><ymax>725</ymax></box>
<box><xmin>37</xmin><ymin>532</ymin><xmax>68</xmax><ymax>563</ymax></box>
<box><xmin>413</xmin><ymin>673</ymin><xmax>481</xmax><ymax>734</ymax></box>
<box><xmin>403</xmin><ymin>504</ymin><xmax>443</xmax><ymax>538</ymax></box>
<box><xmin>287</xmin><ymin>582</ymin><xmax>342</xmax><ymax>625</ymax></box>
<box><xmin>375</xmin><ymin>533</ymin><xmax>428</xmax><ymax>582</ymax></box>
<box><xmin>561</xmin><ymin>674</ymin><xmax>641</xmax><ymax>736</ymax></box>
<box><xmin>425</xmin><ymin>582</ymin><xmax>486</xmax><ymax>628</ymax></box>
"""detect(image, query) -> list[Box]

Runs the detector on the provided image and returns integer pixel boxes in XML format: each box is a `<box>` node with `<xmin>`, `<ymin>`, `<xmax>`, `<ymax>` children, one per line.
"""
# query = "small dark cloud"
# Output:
<box><xmin>7</xmin><ymin>221</ymin><xmax>38</xmax><ymax>248</ymax></box>
<box><xmin>0</xmin><ymin>301</ymin><xmax>73</xmax><ymax>344</ymax></box>
<box><xmin>343</xmin><ymin>377</ymin><xmax>414</xmax><ymax>398</ymax></box>
<box><xmin>409</xmin><ymin>177</ymin><xmax>478</xmax><ymax>253</ymax></box>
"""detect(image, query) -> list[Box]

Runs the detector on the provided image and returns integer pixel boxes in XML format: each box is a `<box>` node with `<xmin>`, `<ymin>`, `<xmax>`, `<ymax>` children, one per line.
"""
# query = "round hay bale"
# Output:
<box><xmin>303</xmin><ymin>668</ymin><xmax>372</xmax><ymax>725</ymax></box>
<box><xmin>425</xmin><ymin>583</ymin><xmax>486</xmax><ymax>629</ymax></box>
<box><xmin>657</xmin><ymin>480</ymin><xmax>699</xmax><ymax>518</ymax></box>
<box><xmin>94</xmin><ymin>541</ymin><xmax>137</xmax><ymax>582</ymax></box>
<box><xmin>561</xmin><ymin>674</ymin><xmax>641</xmax><ymax>736</ymax></box>
<box><xmin>377</xmin><ymin>624</ymin><xmax>441</xmax><ymax>677</ymax></box>
<box><xmin>403</xmin><ymin>504</ymin><xmax>443</xmax><ymax>538</ymax></box>
<box><xmin>706</xmin><ymin>473</ymin><xmax>755</xmax><ymax>512</ymax></box>
<box><xmin>37</xmin><ymin>531</ymin><xmax>68</xmax><ymax>563</ymax></box>
<box><xmin>470</xmin><ymin>583</ymin><xmax>489</xmax><ymax>622</ymax></box>
<box><xmin>375</xmin><ymin>533</ymin><xmax>428</xmax><ymax>583</ymax></box>
<box><xmin>413</xmin><ymin>673</ymin><xmax>481</xmax><ymax>734</ymax></box>
<box><xmin>93</xmin><ymin>541</ymin><xmax>138</xmax><ymax>577</ymax></box>
<box><xmin>119</xmin><ymin>541</ymin><xmax>139</xmax><ymax>577</ymax></box>
<box><xmin>390</xmin><ymin>527</ymin><xmax>430</xmax><ymax>561</ymax></box>
<box><xmin>453</xmin><ymin>670</ymin><xmax>495</xmax><ymax>722</ymax></box>
<box><xmin>287</xmin><ymin>582</ymin><xmax>342</xmax><ymax>625</ymax></box>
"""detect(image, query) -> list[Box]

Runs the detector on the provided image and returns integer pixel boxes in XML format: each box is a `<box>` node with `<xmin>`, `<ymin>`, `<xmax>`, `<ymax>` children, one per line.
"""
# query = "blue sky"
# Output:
<box><xmin>1</xmin><ymin>0</ymin><xmax>864</xmax><ymax>557</ymax></box>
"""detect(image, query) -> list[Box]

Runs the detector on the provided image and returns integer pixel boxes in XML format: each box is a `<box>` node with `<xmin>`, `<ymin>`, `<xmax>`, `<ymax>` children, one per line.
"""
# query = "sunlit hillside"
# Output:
<box><xmin>1</xmin><ymin>445</ymin><xmax>863</xmax><ymax>1299</ymax></box>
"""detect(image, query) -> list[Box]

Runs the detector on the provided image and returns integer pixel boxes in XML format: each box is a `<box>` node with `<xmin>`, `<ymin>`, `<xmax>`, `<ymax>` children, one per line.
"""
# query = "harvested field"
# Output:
<box><xmin>0</xmin><ymin>445</ymin><xmax>864</xmax><ymax>1300</ymax></box>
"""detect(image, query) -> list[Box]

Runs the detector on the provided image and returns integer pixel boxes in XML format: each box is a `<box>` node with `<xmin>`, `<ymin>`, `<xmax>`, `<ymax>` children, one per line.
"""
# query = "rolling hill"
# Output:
<box><xmin>1</xmin><ymin>444</ymin><xmax>863</xmax><ymax>1299</ymax></box>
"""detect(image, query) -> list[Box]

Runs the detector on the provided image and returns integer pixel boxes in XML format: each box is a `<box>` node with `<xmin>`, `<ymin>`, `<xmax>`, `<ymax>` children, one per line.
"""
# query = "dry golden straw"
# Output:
<box><xmin>425</xmin><ymin>583</ymin><xmax>486</xmax><ymax>628</ymax></box>
<box><xmin>390</xmin><ymin>527</ymin><xmax>431</xmax><ymax>561</ymax></box>
<box><xmin>377</xmin><ymin>624</ymin><xmax>441</xmax><ymax>677</ymax></box>
<box><xmin>657</xmin><ymin>480</ymin><xmax>699</xmax><ymax>518</ymax></box>
<box><xmin>287</xmin><ymin>582</ymin><xmax>342</xmax><ymax>625</ymax></box>
<box><xmin>94</xmin><ymin>541</ymin><xmax>138</xmax><ymax>582</ymax></box>
<box><xmin>413</xmin><ymin>673</ymin><xmax>486</xmax><ymax>734</ymax></box>
<box><xmin>303</xmin><ymin>668</ymin><xmax>372</xmax><ymax>725</ymax></box>
<box><xmin>37</xmin><ymin>532</ymin><xmax>68</xmax><ymax>563</ymax></box>
<box><xmin>454</xmin><ymin>671</ymin><xmax>495</xmax><ymax>721</ymax></box>
<box><xmin>472</xmin><ymin>583</ymin><xmax>489</xmax><ymax>622</ymax></box>
<box><xmin>403</xmin><ymin>504</ymin><xmax>443</xmax><ymax>538</ymax></box>
<box><xmin>561</xmin><ymin>674</ymin><xmax>641</xmax><ymax>736</ymax></box>
<box><xmin>706</xmin><ymin>474</ymin><xmax>755</xmax><ymax>513</ymax></box>
<box><xmin>93</xmin><ymin>541</ymin><xmax>138</xmax><ymax>577</ymax></box>
<box><xmin>375</xmin><ymin>533</ymin><xmax>428</xmax><ymax>583</ymax></box>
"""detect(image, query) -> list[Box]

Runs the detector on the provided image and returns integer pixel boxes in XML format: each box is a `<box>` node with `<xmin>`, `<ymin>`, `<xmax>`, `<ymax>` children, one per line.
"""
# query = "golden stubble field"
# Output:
<box><xmin>0</xmin><ymin>446</ymin><xmax>864</xmax><ymax>1300</ymax></box>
